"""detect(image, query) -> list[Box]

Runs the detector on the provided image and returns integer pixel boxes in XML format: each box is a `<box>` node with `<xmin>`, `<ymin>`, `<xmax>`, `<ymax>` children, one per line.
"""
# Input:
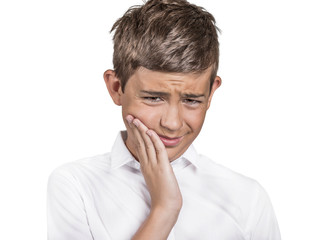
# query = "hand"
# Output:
<box><xmin>126</xmin><ymin>115</ymin><xmax>183</xmax><ymax>213</ymax></box>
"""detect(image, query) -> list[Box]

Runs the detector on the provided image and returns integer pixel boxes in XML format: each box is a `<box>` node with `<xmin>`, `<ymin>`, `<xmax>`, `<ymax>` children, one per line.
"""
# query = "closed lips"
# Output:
<box><xmin>158</xmin><ymin>135</ymin><xmax>184</xmax><ymax>146</ymax></box>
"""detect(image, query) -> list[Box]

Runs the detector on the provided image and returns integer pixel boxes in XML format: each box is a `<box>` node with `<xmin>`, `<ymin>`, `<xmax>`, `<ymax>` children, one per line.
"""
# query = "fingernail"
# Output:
<box><xmin>126</xmin><ymin>115</ymin><xmax>133</xmax><ymax>126</ymax></box>
<box><xmin>146</xmin><ymin>130</ymin><xmax>152</xmax><ymax>137</ymax></box>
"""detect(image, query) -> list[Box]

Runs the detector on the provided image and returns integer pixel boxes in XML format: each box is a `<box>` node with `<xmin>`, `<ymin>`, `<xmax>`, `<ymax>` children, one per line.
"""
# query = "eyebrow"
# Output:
<box><xmin>140</xmin><ymin>90</ymin><xmax>170</xmax><ymax>97</ymax></box>
<box><xmin>140</xmin><ymin>90</ymin><xmax>205</xmax><ymax>98</ymax></box>
<box><xmin>182</xmin><ymin>93</ymin><xmax>206</xmax><ymax>98</ymax></box>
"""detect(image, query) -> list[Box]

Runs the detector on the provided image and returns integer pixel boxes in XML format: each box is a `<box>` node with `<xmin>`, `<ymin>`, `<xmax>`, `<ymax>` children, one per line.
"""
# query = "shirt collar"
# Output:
<box><xmin>110</xmin><ymin>131</ymin><xmax>134</xmax><ymax>169</ymax></box>
<box><xmin>110</xmin><ymin>131</ymin><xmax>201</xmax><ymax>170</ymax></box>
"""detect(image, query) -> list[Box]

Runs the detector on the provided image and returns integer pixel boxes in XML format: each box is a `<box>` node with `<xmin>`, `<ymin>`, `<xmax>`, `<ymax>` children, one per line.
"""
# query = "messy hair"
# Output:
<box><xmin>111</xmin><ymin>0</ymin><xmax>220</xmax><ymax>92</ymax></box>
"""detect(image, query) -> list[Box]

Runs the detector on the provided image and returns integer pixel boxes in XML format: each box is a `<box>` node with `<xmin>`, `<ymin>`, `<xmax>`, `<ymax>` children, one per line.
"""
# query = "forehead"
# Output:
<box><xmin>127</xmin><ymin>67</ymin><xmax>212</xmax><ymax>93</ymax></box>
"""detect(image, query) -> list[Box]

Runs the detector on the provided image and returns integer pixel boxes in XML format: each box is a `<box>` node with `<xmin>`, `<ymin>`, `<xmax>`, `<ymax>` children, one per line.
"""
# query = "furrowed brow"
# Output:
<box><xmin>182</xmin><ymin>93</ymin><xmax>206</xmax><ymax>98</ymax></box>
<box><xmin>140</xmin><ymin>90</ymin><xmax>170</xmax><ymax>97</ymax></box>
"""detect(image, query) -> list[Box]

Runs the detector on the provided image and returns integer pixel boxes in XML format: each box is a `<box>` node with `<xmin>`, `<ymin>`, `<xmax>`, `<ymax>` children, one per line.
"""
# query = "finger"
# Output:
<box><xmin>125</xmin><ymin>115</ymin><xmax>134</xmax><ymax>128</ymax></box>
<box><xmin>146</xmin><ymin>129</ymin><xmax>169</xmax><ymax>165</ymax></box>
<box><xmin>126</xmin><ymin>115</ymin><xmax>148</xmax><ymax>165</ymax></box>
<box><xmin>133</xmin><ymin>119</ymin><xmax>158</xmax><ymax>165</ymax></box>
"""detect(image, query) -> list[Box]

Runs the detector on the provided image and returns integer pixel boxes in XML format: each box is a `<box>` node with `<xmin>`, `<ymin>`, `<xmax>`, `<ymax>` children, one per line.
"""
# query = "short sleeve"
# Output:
<box><xmin>47</xmin><ymin>167</ymin><xmax>93</xmax><ymax>240</ymax></box>
<box><xmin>246</xmin><ymin>182</ymin><xmax>281</xmax><ymax>240</ymax></box>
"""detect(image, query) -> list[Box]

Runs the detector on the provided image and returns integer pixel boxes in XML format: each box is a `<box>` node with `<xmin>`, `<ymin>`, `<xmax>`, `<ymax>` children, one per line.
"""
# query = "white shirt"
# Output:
<box><xmin>47</xmin><ymin>131</ymin><xmax>281</xmax><ymax>240</ymax></box>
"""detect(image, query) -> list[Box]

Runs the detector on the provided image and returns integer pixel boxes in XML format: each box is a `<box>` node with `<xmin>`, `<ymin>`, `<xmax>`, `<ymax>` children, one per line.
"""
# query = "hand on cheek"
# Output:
<box><xmin>125</xmin><ymin>114</ymin><xmax>183</xmax><ymax>212</ymax></box>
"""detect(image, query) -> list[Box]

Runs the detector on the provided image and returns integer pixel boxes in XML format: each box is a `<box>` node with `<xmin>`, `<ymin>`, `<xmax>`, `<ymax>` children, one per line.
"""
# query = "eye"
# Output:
<box><xmin>183</xmin><ymin>99</ymin><xmax>201</xmax><ymax>105</ymax></box>
<box><xmin>143</xmin><ymin>96</ymin><xmax>163</xmax><ymax>103</ymax></box>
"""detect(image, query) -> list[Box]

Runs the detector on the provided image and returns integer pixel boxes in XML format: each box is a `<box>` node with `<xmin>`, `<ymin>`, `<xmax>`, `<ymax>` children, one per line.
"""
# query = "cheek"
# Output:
<box><xmin>185</xmin><ymin>109</ymin><xmax>207</xmax><ymax>131</ymax></box>
<box><xmin>137</xmin><ymin>109</ymin><xmax>158</xmax><ymax>128</ymax></box>
<box><xmin>123</xmin><ymin>103</ymin><xmax>160</xmax><ymax>129</ymax></box>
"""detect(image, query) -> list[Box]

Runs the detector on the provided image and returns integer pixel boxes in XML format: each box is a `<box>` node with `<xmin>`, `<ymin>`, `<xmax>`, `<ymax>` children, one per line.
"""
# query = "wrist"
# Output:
<box><xmin>150</xmin><ymin>205</ymin><xmax>181</xmax><ymax>223</ymax></box>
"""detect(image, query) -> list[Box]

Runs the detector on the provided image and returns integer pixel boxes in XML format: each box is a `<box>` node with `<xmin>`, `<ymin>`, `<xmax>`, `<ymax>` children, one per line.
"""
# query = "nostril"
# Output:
<box><xmin>160</xmin><ymin>114</ymin><xmax>183</xmax><ymax>131</ymax></box>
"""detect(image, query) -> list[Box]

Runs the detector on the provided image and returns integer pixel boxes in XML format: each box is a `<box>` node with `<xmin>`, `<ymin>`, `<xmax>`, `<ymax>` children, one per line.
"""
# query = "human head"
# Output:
<box><xmin>111</xmin><ymin>0</ymin><xmax>220</xmax><ymax>93</ymax></box>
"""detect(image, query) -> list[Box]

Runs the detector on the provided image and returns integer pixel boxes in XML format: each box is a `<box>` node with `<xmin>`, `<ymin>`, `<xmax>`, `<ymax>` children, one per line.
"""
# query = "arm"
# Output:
<box><xmin>248</xmin><ymin>182</ymin><xmax>281</xmax><ymax>240</ymax></box>
<box><xmin>126</xmin><ymin>115</ymin><xmax>182</xmax><ymax>240</ymax></box>
<box><xmin>47</xmin><ymin>167</ymin><xmax>93</xmax><ymax>240</ymax></box>
<box><xmin>132</xmin><ymin>207</ymin><xmax>179</xmax><ymax>240</ymax></box>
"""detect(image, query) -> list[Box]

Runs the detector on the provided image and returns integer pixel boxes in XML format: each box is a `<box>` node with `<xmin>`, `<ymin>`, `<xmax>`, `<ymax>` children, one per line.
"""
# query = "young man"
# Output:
<box><xmin>47</xmin><ymin>0</ymin><xmax>281</xmax><ymax>239</ymax></box>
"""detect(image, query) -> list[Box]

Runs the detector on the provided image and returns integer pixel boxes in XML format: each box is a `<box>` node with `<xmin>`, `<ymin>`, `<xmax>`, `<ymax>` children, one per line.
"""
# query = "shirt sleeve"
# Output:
<box><xmin>47</xmin><ymin>166</ymin><xmax>93</xmax><ymax>240</ymax></box>
<box><xmin>247</xmin><ymin>182</ymin><xmax>281</xmax><ymax>240</ymax></box>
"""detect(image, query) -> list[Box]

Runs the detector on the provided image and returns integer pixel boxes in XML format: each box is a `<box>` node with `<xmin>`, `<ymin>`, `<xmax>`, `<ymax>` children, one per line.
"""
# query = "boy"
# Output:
<box><xmin>47</xmin><ymin>0</ymin><xmax>281</xmax><ymax>239</ymax></box>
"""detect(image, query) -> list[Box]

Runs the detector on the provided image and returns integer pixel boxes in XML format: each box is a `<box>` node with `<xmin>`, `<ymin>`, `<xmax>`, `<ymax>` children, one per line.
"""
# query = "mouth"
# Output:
<box><xmin>158</xmin><ymin>135</ymin><xmax>184</xmax><ymax>147</ymax></box>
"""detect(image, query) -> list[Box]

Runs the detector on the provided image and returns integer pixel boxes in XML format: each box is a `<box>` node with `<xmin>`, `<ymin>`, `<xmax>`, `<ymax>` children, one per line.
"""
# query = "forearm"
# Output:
<box><xmin>132</xmin><ymin>207</ymin><xmax>180</xmax><ymax>240</ymax></box>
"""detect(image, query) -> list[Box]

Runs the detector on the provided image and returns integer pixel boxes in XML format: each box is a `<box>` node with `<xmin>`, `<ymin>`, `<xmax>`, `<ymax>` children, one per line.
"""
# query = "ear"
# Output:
<box><xmin>207</xmin><ymin>76</ymin><xmax>222</xmax><ymax>109</ymax></box>
<box><xmin>103</xmin><ymin>70</ymin><xmax>122</xmax><ymax>106</ymax></box>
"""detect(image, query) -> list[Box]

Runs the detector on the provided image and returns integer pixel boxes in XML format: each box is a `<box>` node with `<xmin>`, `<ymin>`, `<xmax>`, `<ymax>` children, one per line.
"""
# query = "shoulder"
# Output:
<box><xmin>196</xmin><ymin>154</ymin><xmax>271</xmax><ymax>212</ymax></box>
<box><xmin>195</xmin><ymin>155</ymin><xmax>280</xmax><ymax>237</ymax></box>
<box><xmin>197</xmin><ymin>154</ymin><xmax>261</xmax><ymax>189</ymax></box>
<box><xmin>47</xmin><ymin>155</ymin><xmax>110</xmax><ymax>239</ymax></box>
<box><xmin>48</xmin><ymin>153</ymin><xmax>111</xmax><ymax>188</ymax></box>
<box><xmin>197</xmin><ymin>155</ymin><xmax>279</xmax><ymax>228</ymax></box>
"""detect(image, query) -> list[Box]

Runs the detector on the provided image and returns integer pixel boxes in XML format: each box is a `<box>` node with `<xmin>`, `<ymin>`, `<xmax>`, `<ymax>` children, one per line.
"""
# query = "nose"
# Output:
<box><xmin>160</xmin><ymin>105</ymin><xmax>183</xmax><ymax>132</ymax></box>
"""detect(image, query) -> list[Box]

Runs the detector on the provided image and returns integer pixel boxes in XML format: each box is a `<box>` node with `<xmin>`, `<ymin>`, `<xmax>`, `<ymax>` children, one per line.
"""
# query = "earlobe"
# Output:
<box><xmin>103</xmin><ymin>70</ymin><xmax>122</xmax><ymax>106</ymax></box>
<box><xmin>207</xmin><ymin>76</ymin><xmax>222</xmax><ymax>109</ymax></box>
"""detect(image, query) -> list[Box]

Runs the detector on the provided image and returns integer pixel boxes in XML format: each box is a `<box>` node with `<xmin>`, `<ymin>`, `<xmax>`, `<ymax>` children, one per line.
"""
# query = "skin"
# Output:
<box><xmin>104</xmin><ymin>67</ymin><xmax>221</xmax><ymax>239</ymax></box>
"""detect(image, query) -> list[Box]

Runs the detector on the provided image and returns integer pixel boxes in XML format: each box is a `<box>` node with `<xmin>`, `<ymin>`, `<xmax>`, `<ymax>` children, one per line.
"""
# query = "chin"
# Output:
<box><xmin>167</xmin><ymin>148</ymin><xmax>185</xmax><ymax>161</ymax></box>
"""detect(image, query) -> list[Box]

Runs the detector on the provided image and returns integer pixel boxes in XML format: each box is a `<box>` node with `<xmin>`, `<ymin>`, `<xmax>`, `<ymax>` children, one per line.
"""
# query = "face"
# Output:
<box><xmin>109</xmin><ymin>67</ymin><xmax>221</xmax><ymax>162</ymax></box>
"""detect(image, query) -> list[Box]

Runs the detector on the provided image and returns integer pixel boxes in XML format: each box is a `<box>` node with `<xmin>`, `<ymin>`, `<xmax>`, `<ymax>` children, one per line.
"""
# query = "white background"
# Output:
<box><xmin>0</xmin><ymin>0</ymin><xmax>316</xmax><ymax>239</ymax></box>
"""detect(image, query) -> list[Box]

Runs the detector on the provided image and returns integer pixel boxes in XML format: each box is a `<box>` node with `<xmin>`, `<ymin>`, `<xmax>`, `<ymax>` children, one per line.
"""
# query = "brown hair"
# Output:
<box><xmin>111</xmin><ymin>0</ymin><xmax>220</xmax><ymax>92</ymax></box>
